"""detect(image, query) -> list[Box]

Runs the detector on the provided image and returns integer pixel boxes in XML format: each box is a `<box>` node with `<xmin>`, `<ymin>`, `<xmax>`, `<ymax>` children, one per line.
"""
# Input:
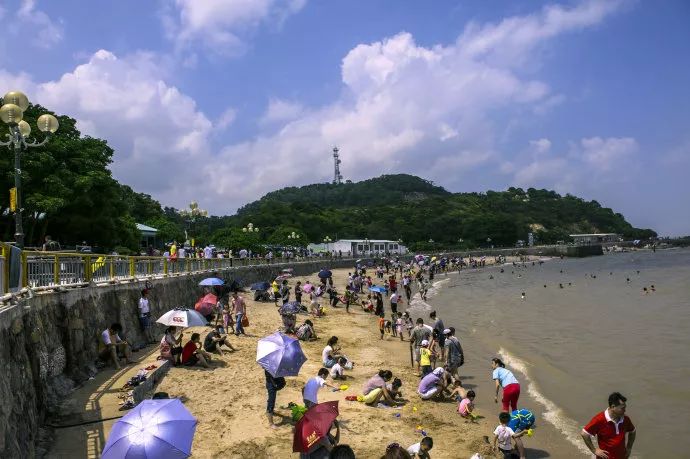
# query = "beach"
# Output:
<box><xmin>152</xmin><ymin>265</ymin><xmax>511</xmax><ymax>458</ymax></box>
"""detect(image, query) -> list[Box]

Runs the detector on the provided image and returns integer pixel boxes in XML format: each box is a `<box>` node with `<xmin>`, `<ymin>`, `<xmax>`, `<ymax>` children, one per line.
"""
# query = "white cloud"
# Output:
<box><xmin>216</xmin><ymin>107</ymin><xmax>237</xmax><ymax>130</ymax></box>
<box><xmin>580</xmin><ymin>136</ymin><xmax>638</xmax><ymax>170</ymax></box>
<box><xmin>164</xmin><ymin>0</ymin><xmax>307</xmax><ymax>57</ymax></box>
<box><xmin>260</xmin><ymin>99</ymin><xmax>304</xmax><ymax>125</ymax></box>
<box><xmin>16</xmin><ymin>0</ymin><xmax>63</xmax><ymax>49</ymax></box>
<box><xmin>530</xmin><ymin>138</ymin><xmax>552</xmax><ymax>154</ymax></box>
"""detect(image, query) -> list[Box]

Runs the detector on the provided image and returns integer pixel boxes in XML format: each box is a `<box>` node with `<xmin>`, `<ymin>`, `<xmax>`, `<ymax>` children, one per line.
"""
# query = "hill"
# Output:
<box><xmin>218</xmin><ymin>174</ymin><xmax>656</xmax><ymax>250</ymax></box>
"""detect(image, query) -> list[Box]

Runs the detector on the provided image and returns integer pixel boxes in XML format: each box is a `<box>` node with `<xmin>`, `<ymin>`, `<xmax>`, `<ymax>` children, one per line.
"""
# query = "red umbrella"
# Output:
<box><xmin>194</xmin><ymin>293</ymin><xmax>217</xmax><ymax>316</ymax></box>
<box><xmin>292</xmin><ymin>401</ymin><xmax>339</xmax><ymax>453</ymax></box>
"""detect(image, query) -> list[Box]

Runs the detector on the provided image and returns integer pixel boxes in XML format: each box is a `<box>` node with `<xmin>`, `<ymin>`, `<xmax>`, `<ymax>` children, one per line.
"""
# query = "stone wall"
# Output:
<box><xmin>0</xmin><ymin>258</ymin><xmax>356</xmax><ymax>458</ymax></box>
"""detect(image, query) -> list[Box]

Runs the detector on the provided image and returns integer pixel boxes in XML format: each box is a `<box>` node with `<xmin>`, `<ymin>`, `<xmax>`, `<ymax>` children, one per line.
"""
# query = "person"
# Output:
<box><xmin>159</xmin><ymin>326</ymin><xmax>183</xmax><ymax>365</ymax></box>
<box><xmin>42</xmin><ymin>235</ymin><xmax>60</xmax><ymax>251</ymax></box>
<box><xmin>363</xmin><ymin>370</ymin><xmax>393</xmax><ymax>396</ymax></box>
<box><xmin>203</xmin><ymin>325</ymin><xmax>236</xmax><ymax>356</ymax></box>
<box><xmin>296</xmin><ymin>319</ymin><xmax>317</xmax><ymax>341</ymax></box>
<box><xmin>169</xmin><ymin>241</ymin><xmax>178</xmax><ymax>264</ymax></box>
<box><xmin>265</xmin><ymin>370</ymin><xmax>286</xmax><ymax>428</ymax></box>
<box><xmin>492</xmin><ymin>358</ymin><xmax>521</xmax><ymax>412</ymax></box>
<box><xmin>417</xmin><ymin>367</ymin><xmax>446</xmax><ymax>400</ymax></box>
<box><xmin>271</xmin><ymin>279</ymin><xmax>280</xmax><ymax>305</ymax></box>
<box><xmin>390</xmin><ymin>289</ymin><xmax>399</xmax><ymax>316</ymax></box>
<box><xmin>322</xmin><ymin>336</ymin><xmax>343</xmax><ymax>368</ymax></box>
<box><xmin>99</xmin><ymin>323</ymin><xmax>133</xmax><ymax>369</ymax></box>
<box><xmin>203</xmin><ymin>244</ymin><xmax>213</xmax><ymax>259</ymax></box>
<box><xmin>328</xmin><ymin>444</ymin><xmax>355</xmax><ymax>459</ymax></box>
<box><xmin>363</xmin><ymin>374</ymin><xmax>401</xmax><ymax>406</ymax></box>
<box><xmin>507</xmin><ymin>408</ymin><xmax>535</xmax><ymax>435</ymax></box>
<box><xmin>419</xmin><ymin>340</ymin><xmax>432</xmax><ymax>376</ymax></box>
<box><xmin>382</xmin><ymin>443</ymin><xmax>412</xmax><ymax>459</ymax></box>
<box><xmin>410</xmin><ymin>318</ymin><xmax>431</xmax><ymax>375</ymax></box>
<box><xmin>444</xmin><ymin>327</ymin><xmax>464</xmax><ymax>382</ymax></box>
<box><xmin>222</xmin><ymin>301</ymin><xmax>233</xmax><ymax>332</ymax></box>
<box><xmin>330</xmin><ymin>357</ymin><xmax>348</xmax><ymax>380</ymax></box>
<box><xmin>407</xmin><ymin>436</ymin><xmax>433</xmax><ymax>459</ymax></box>
<box><xmin>231</xmin><ymin>290</ymin><xmax>247</xmax><ymax>336</ymax></box>
<box><xmin>430</xmin><ymin>311</ymin><xmax>445</xmax><ymax>360</ymax></box>
<box><xmin>181</xmin><ymin>332</ymin><xmax>213</xmax><ymax>368</ymax></box>
<box><xmin>374</xmin><ymin>292</ymin><xmax>384</xmax><ymax>317</ymax></box>
<box><xmin>581</xmin><ymin>392</ymin><xmax>636</xmax><ymax>459</ymax></box>
<box><xmin>378</xmin><ymin>315</ymin><xmax>386</xmax><ymax>340</ymax></box>
<box><xmin>310</xmin><ymin>289</ymin><xmax>322</xmax><ymax>316</ymax></box>
<box><xmin>456</xmin><ymin>388</ymin><xmax>477</xmax><ymax>420</ymax></box>
<box><xmin>493</xmin><ymin>412</ymin><xmax>526</xmax><ymax>459</ymax></box>
<box><xmin>295</xmin><ymin>281</ymin><xmax>303</xmax><ymax>303</ymax></box>
<box><xmin>394</xmin><ymin>312</ymin><xmax>405</xmax><ymax>341</ymax></box>
<box><xmin>303</xmin><ymin>368</ymin><xmax>337</xmax><ymax>408</ymax></box>
<box><xmin>138</xmin><ymin>289</ymin><xmax>155</xmax><ymax>344</ymax></box>
<box><xmin>280</xmin><ymin>280</ymin><xmax>291</xmax><ymax>305</ymax></box>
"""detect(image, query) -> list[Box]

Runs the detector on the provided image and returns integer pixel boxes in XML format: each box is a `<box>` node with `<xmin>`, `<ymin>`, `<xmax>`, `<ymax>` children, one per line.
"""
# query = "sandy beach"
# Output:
<box><xmin>153</xmin><ymin>265</ymin><xmax>502</xmax><ymax>458</ymax></box>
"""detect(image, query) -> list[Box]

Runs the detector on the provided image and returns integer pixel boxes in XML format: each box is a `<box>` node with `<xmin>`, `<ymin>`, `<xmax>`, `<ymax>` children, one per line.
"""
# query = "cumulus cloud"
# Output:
<box><xmin>530</xmin><ymin>138</ymin><xmax>552</xmax><ymax>154</ymax></box>
<box><xmin>164</xmin><ymin>0</ymin><xmax>307</xmax><ymax>57</ymax></box>
<box><xmin>580</xmin><ymin>136</ymin><xmax>638</xmax><ymax>170</ymax></box>
<box><xmin>260</xmin><ymin>99</ymin><xmax>304</xmax><ymax>125</ymax></box>
<box><xmin>15</xmin><ymin>0</ymin><xmax>63</xmax><ymax>49</ymax></box>
<box><xmin>216</xmin><ymin>107</ymin><xmax>237</xmax><ymax>130</ymax></box>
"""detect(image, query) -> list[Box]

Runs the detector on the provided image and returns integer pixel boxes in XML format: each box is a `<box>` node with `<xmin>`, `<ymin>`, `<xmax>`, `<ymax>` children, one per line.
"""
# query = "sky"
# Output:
<box><xmin>0</xmin><ymin>0</ymin><xmax>688</xmax><ymax>236</ymax></box>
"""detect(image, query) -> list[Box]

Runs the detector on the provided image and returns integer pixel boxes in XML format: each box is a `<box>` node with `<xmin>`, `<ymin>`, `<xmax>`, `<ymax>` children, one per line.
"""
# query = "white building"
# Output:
<box><xmin>308</xmin><ymin>239</ymin><xmax>407</xmax><ymax>256</ymax></box>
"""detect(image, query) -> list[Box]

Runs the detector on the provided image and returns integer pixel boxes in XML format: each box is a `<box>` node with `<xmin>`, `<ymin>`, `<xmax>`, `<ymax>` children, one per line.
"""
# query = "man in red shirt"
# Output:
<box><xmin>181</xmin><ymin>333</ymin><xmax>211</xmax><ymax>368</ymax></box>
<box><xmin>581</xmin><ymin>392</ymin><xmax>636</xmax><ymax>459</ymax></box>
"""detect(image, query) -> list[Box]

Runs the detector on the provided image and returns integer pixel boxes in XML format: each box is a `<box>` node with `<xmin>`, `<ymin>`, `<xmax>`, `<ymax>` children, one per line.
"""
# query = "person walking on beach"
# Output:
<box><xmin>265</xmin><ymin>370</ymin><xmax>286</xmax><ymax>428</ymax></box>
<box><xmin>492</xmin><ymin>358</ymin><xmax>521</xmax><ymax>412</ymax></box>
<box><xmin>444</xmin><ymin>327</ymin><xmax>464</xmax><ymax>382</ymax></box>
<box><xmin>581</xmin><ymin>392</ymin><xmax>636</xmax><ymax>459</ymax></box>
<box><xmin>410</xmin><ymin>319</ymin><xmax>431</xmax><ymax>375</ymax></box>
<box><xmin>430</xmin><ymin>311</ymin><xmax>445</xmax><ymax>361</ymax></box>
<box><xmin>231</xmin><ymin>290</ymin><xmax>247</xmax><ymax>336</ymax></box>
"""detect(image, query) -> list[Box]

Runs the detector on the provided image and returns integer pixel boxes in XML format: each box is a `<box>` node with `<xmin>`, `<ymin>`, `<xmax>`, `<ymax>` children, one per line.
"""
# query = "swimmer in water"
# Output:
<box><xmin>559</xmin><ymin>283</ymin><xmax>564</xmax><ymax>289</ymax></box>
<box><xmin>643</xmin><ymin>287</ymin><xmax>648</xmax><ymax>294</ymax></box>
<box><xmin>651</xmin><ymin>285</ymin><xmax>656</xmax><ymax>292</ymax></box>
<box><xmin>521</xmin><ymin>292</ymin><xmax>526</xmax><ymax>300</ymax></box>
<box><xmin>543</xmin><ymin>285</ymin><xmax>547</xmax><ymax>288</ymax></box>
<box><xmin>568</xmin><ymin>282</ymin><xmax>572</xmax><ymax>286</ymax></box>
<box><xmin>626</xmin><ymin>277</ymin><xmax>631</xmax><ymax>283</ymax></box>
<box><xmin>489</xmin><ymin>275</ymin><xmax>494</xmax><ymax>279</ymax></box>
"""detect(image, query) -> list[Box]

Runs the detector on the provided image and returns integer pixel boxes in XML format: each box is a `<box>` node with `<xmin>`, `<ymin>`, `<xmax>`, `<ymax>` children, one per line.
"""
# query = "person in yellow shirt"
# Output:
<box><xmin>420</xmin><ymin>340</ymin><xmax>432</xmax><ymax>376</ymax></box>
<box><xmin>271</xmin><ymin>279</ymin><xmax>279</xmax><ymax>306</ymax></box>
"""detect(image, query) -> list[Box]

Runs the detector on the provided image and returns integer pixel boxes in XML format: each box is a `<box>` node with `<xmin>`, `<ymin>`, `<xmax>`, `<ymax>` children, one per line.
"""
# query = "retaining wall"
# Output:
<box><xmin>0</xmin><ymin>258</ymin><xmax>356</xmax><ymax>458</ymax></box>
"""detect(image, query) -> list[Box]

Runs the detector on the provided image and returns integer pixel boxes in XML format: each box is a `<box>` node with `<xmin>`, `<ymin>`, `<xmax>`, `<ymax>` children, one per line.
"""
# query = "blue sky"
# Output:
<box><xmin>0</xmin><ymin>0</ymin><xmax>688</xmax><ymax>235</ymax></box>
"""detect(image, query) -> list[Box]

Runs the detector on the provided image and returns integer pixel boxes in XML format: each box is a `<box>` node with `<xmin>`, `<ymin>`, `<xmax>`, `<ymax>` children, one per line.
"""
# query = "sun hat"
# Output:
<box><xmin>433</xmin><ymin>367</ymin><xmax>445</xmax><ymax>376</ymax></box>
<box><xmin>421</xmin><ymin>340</ymin><xmax>429</xmax><ymax>346</ymax></box>
<box><xmin>443</xmin><ymin>328</ymin><xmax>451</xmax><ymax>335</ymax></box>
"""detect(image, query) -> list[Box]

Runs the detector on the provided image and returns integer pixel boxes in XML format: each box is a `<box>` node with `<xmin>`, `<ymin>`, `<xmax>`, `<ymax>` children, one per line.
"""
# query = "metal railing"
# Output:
<box><xmin>0</xmin><ymin>247</ymin><xmax>360</xmax><ymax>293</ymax></box>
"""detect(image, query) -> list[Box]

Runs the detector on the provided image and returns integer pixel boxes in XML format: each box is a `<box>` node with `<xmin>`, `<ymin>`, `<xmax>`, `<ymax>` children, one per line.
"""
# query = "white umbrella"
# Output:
<box><xmin>157</xmin><ymin>308</ymin><xmax>208</xmax><ymax>328</ymax></box>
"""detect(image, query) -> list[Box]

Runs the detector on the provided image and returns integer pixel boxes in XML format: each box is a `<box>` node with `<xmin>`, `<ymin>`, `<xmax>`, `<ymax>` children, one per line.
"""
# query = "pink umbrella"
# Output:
<box><xmin>302</xmin><ymin>284</ymin><xmax>314</xmax><ymax>293</ymax></box>
<box><xmin>195</xmin><ymin>293</ymin><xmax>217</xmax><ymax>316</ymax></box>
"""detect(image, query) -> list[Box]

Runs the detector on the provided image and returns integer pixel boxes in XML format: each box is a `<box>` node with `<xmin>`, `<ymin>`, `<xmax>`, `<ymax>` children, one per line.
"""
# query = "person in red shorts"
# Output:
<box><xmin>581</xmin><ymin>392</ymin><xmax>636</xmax><ymax>459</ymax></box>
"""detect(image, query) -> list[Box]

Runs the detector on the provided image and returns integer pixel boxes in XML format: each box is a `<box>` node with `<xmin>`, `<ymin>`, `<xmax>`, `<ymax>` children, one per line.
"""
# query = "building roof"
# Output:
<box><xmin>335</xmin><ymin>239</ymin><xmax>402</xmax><ymax>244</ymax></box>
<box><xmin>569</xmin><ymin>233</ymin><xmax>618</xmax><ymax>237</ymax></box>
<box><xmin>136</xmin><ymin>223</ymin><xmax>159</xmax><ymax>235</ymax></box>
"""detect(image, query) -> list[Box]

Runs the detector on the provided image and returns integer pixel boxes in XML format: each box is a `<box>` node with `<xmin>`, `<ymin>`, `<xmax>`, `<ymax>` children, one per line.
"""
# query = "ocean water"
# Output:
<box><xmin>428</xmin><ymin>249</ymin><xmax>690</xmax><ymax>458</ymax></box>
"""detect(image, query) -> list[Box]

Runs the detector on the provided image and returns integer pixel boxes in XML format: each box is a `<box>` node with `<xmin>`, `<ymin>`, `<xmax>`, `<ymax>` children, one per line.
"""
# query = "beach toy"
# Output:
<box><xmin>339</xmin><ymin>384</ymin><xmax>349</xmax><ymax>391</ymax></box>
<box><xmin>412</xmin><ymin>406</ymin><xmax>418</xmax><ymax>412</ymax></box>
<box><xmin>526</xmin><ymin>428</ymin><xmax>534</xmax><ymax>437</ymax></box>
<box><xmin>393</xmin><ymin>413</ymin><xmax>401</xmax><ymax>418</ymax></box>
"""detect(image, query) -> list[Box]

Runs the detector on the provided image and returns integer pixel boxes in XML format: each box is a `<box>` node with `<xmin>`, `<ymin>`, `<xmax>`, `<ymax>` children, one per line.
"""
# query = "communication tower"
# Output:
<box><xmin>332</xmin><ymin>146</ymin><xmax>343</xmax><ymax>184</ymax></box>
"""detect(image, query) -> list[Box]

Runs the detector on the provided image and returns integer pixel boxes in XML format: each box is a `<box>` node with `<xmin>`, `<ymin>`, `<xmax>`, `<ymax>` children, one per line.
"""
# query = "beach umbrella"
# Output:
<box><xmin>157</xmin><ymin>308</ymin><xmax>208</xmax><ymax>328</ymax></box>
<box><xmin>302</xmin><ymin>284</ymin><xmax>314</xmax><ymax>293</ymax></box>
<box><xmin>194</xmin><ymin>293</ymin><xmax>217</xmax><ymax>316</ymax></box>
<box><xmin>281</xmin><ymin>268</ymin><xmax>294</xmax><ymax>273</ymax></box>
<box><xmin>275</xmin><ymin>274</ymin><xmax>292</xmax><ymax>281</ymax></box>
<box><xmin>369</xmin><ymin>285</ymin><xmax>388</xmax><ymax>293</ymax></box>
<box><xmin>293</xmin><ymin>401</ymin><xmax>339</xmax><ymax>453</ymax></box>
<box><xmin>431</xmin><ymin>256</ymin><xmax>437</xmax><ymax>262</ymax></box>
<box><xmin>250</xmin><ymin>281</ymin><xmax>271</xmax><ymax>291</ymax></box>
<box><xmin>101</xmin><ymin>399</ymin><xmax>197</xmax><ymax>459</ymax></box>
<box><xmin>198</xmin><ymin>277</ymin><xmax>224</xmax><ymax>286</ymax></box>
<box><xmin>355</xmin><ymin>259</ymin><xmax>362</xmax><ymax>263</ymax></box>
<box><xmin>256</xmin><ymin>332</ymin><xmax>307</xmax><ymax>377</ymax></box>
<box><xmin>317</xmin><ymin>269</ymin><xmax>332</xmax><ymax>279</ymax></box>
<box><xmin>279</xmin><ymin>301</ymin><xmax>302</xmax><ymax>315</ymax></box>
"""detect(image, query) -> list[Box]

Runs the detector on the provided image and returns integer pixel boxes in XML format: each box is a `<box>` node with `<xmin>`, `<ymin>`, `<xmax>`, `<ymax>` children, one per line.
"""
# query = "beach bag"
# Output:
<box><xmin>241</xmin><ymin>314</ymin><xmax>249</xmax><ymax>327</ymax></box>
<box><xmin>274</xmin><ymin>376</ymin><xmax>286</xmax><ymax>391</ymax></box>
<box><xmin>291</xmin><ymin>404</ymin><xmax>308</xmax><ymax>421</ymax></box>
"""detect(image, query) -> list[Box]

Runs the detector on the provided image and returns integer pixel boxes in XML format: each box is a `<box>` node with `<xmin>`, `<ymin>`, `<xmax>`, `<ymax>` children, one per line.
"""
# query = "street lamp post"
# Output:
<box><xmin>364</xmin><ymin>237</ymin><xmax>370</xmax><ymax>256</ymax></box>
<box><xmin>178</xmin><ymin>201</ymin><xmax>207</xmax><ymax>247</ymax></box>
<box><xmin>287</xmin><ymin>231</ymin><xmax>300</xmax><ymax>242</ymax></box>
<box><xmin>242</xmin><ymin>223</ymin><xmax>259</xmax><ymax>233</ymax></box>
<box><xmin>1</xmin><ymin>91</ymin><xmax>59</xmax><ymax>248</ymax></box>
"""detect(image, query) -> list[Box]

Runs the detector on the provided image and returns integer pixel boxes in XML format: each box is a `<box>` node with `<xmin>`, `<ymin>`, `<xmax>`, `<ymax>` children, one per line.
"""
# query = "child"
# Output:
<box><xmin>330</xmin><ymin>357</ymin><xmax>347</xmax><ymax>380</ymax></box>
<box><xmin>395</xmin><ymin>312</ymin><xmax>404</xmax><ymax>341</ymax></box>
<box><xmin>419</xmin><ymin>340</ymin><xmax>432</xmax><ymax>376</ymax></box>
<box><xmin>378</xmin><ymin>316</ymin><xmax>386</xmax><ymax>340</ymax></box>
<box><xmin>404</xmin><ymin>312</ymin><xmax>414</xmax><ymax>339</ymax></box>
<box><xmin>407</xmin><ymin>436</ymin><xmax>433</xmax><ymax>459</ymax></box>
<box><xmin>222</xmin><ymin>302</ymin><xmax>233</xmax><ymax>332</ymax></box>
<box><xmin>493</xmin><ymin>412</ymin><xmax>524</xmax><ymax>459</ymax></box>
<box><xmin>391</xmin><ymin>312</ymin><xmax>398</xmax><ymax>337</ymax></box>
<box><xmin>458</xmin><ymin>389</ymin><xmax>477</xmax><ymax>420</ymax></box>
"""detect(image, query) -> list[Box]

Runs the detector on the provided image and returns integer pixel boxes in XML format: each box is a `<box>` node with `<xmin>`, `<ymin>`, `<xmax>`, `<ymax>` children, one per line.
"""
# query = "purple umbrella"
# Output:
<box><xmin>102</xmin><ymin>399</ymin><xmax>197</xmax><ymax>459</ymax></box>
<box><xmin>256</xmin><ymin>332</ymin><xmax>307</xmax><ymax>377</ymax></box>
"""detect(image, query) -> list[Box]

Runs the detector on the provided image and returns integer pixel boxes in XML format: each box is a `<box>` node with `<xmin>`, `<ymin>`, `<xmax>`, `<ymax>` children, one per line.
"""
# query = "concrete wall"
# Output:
<box><xmin>0</xmin><ymin>258</ymin><xmax>356</xmax><ymax>458</ymax></box>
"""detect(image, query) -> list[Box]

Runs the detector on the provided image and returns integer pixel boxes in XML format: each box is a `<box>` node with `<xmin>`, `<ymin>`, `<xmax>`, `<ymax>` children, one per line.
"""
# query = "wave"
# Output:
<box><xmin>498</xmin><ymin>347</ymin><xmax>593</xmax><ymax>456</ymax></box>
<box><xmin>406</xmin><ymin>278</ymin><xmax>449</xmax><ymax>312</ymax></box>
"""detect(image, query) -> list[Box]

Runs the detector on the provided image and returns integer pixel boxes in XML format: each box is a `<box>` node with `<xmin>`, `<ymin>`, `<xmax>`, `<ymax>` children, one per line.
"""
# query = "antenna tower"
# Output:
<box><xmin>332</xmin><ymin>146</ymin><xmax>343</xmax><ymax>184</ymax></box>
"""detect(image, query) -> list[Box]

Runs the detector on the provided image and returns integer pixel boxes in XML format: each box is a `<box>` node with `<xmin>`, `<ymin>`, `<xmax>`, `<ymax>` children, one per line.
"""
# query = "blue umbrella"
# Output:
<box><xmin>102</xmin><ymin>399</ymin><xmax>197</xmax><ymax>459</ymax></box>
<box><xmin>256</xmin><ymin>332</ymin><xmax>307</xmax><ymax>377</ymax></box>
<box><xmin>279</xmin><ymin>301</ymin><xmax>302</xmax><ymax>315</ymax></box>
<box><xmin>369</xmin><ymin>285</ymin><xmax>388</xmax><ymax>293</ymax></box>
<box><xmin>199</xmin><ymin>277</ymin><xmax>224</xmax><ymax>286</ymax></box>
<box><xmin>250</xmin><ymin>281</ymin><xmax>271</xmax><ymax>291</ymax></box>
<box><xmin>317</xmin><ymin>269</ymin><xmax>332</xmax><ymax>279</ymax></box>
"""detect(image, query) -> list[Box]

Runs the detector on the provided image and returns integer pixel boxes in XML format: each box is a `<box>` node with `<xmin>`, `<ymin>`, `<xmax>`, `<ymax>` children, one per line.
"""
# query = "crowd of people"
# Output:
<box><xmin>95</xmin><ymin>255</ymin><xmax>636</xmax><ymax>458</ymax></box>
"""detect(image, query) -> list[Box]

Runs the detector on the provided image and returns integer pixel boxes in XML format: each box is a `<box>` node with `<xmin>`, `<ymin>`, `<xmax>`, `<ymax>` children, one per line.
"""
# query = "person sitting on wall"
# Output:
<box><xmin>98</xmin><ymin>323</ymin><xmax>134</xmax><ymax>370</ymax></box>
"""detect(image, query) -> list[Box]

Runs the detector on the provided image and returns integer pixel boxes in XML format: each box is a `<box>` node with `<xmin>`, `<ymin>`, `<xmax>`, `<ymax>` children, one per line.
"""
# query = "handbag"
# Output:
<box><xmin>241</xmin><ymin>314</ymin><xmax>249</xmax><ymax>327</ymax></box>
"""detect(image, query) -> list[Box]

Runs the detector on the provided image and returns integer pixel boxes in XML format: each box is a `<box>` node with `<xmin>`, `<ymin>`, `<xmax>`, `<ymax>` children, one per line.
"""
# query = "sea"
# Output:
<box><xmin>408</xmin><ymin>248</ymin><xmax>690</xmax><ymax>458</ymax></box>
